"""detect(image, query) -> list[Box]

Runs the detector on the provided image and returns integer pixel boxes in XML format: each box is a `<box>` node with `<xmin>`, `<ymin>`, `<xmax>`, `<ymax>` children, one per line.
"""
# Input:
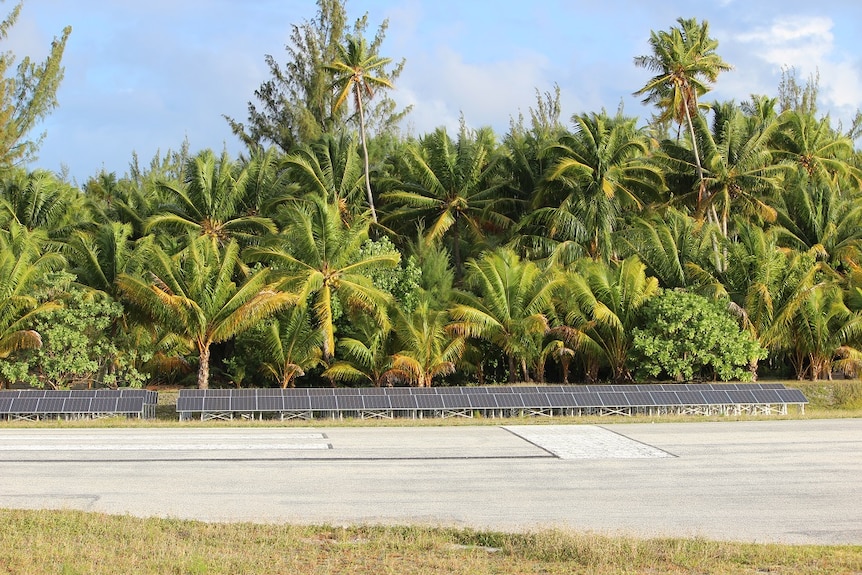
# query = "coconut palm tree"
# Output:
<box><xmin>323</xmin><ymin>319</ymin><xmax>396</xmax><ymax>387</ymax></box>
<box><xmin>146</xmin><ymin>149</ymin><xmax>276</xmax><ymax>249</ymax></box>
<box><xmin>0</xmin><ymin>223</ymin><xmax>63</xmax><ymax>363</ymax></box>
<box><xmin>529</xmin><ymin>110</ymin><xmax>664</xmax><ymax>262</ymax></box>
<box><xmin>116</xmin><ymin>235</ymin><xmax>296</xmax><ymax>389</ymax></box>
<box><xmin>450</xmin><ymin>248</ymin><xmax>560</xmax><ymax>383</ymax></box>
<box><xmin>382</xmin><ymin>125</ymin><xmax>512</xmax><ymax>278</ymax></box>
<box><xmin>325</xmin><ymin>35</ymin><xmax>394</xmax><ymax>222</ymax></box>
<box><xmin>247</xmin><ymin>195</ymin><xmax>397</xmax><ymax>362</ymax></box>
<box><xmin>259</xmin><ymin>306</ymin><xmax>323</xmax><ymax>388</ymax></box>
<box><xmin>634</xmin><ymin>17</ymin><xmax>732</xmax><ymax>210</ymax></box>
<box><xmin>388</xmin><ymin>298</ymin><xmax>464</xmax><ymax>387</ymax></box>
<box><xmin>558</xmin><ymin>256</ymin><xmax>659</xmax><ymax>382</ymax></box>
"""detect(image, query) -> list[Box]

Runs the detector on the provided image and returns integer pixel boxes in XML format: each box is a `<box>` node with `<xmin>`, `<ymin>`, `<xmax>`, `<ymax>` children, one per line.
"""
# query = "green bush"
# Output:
<box><xmin>630</xmin><ymin>289</ymin><xmax>765</xmax><ymax>382</ymax></box>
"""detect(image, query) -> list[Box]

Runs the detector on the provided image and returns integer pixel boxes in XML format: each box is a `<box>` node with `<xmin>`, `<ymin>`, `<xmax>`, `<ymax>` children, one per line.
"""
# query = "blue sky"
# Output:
<box><xmin>11</xmin><ymin>0</ymin><xmax>862</xmax><ymax>183</ymax></box>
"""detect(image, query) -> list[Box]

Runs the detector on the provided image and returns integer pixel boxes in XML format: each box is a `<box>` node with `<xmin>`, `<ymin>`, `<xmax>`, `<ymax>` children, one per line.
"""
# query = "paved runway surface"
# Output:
<box><xmin>0</xmin><ymin>419</ymin><xmax>859</xmax><ymax>545</ymax></box>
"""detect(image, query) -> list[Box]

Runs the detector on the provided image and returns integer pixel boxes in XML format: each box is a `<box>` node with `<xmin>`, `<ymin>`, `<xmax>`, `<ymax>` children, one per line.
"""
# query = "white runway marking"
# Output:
<box><xmin>504</xmin><ymin>425</ymin><xmax>673</xmax><ymax>459</ymax></box>
<box><xmin>0</xmin><ymin>443</ymin><xmax>331</xmax><ymax>451</ymax></box>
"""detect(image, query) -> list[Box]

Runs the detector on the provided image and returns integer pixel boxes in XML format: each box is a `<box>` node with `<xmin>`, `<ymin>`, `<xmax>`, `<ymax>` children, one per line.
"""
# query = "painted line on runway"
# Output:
<box><xmin>0</xmin><ymin>443</ymin><xmax>331</xmax><ymax>451</ymax></box>
<box><xmin>503</xmin><ymin>425</ymin><xmax>674</xmax><ymax>459</ymax></box>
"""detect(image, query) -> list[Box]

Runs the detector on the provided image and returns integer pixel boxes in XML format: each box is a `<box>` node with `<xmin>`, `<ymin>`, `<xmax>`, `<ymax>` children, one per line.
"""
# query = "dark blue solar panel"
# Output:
<box><xmin>626</xmin><ymin>392</ymin><xmax>656</xmax><ymax>406</ymax></box>
<box><xmin>650</xmin><ymin>391</ymin><xmax>682</xmax><ymax>405</ymax></box>
<box><xmin>495</xmin><ymin>393</ymin><xmax>525</xmax><ymax>408</ymax></box>
<box><xmin>546</xmin><ymin>393</ymin><xmax>576</xmax><ymax>407</ymax></box>
<box><xmin>725</xmin><ymin>390</ymin><xmax>757</xmax><ymax>403</ymax></box>
<box><xmin>388</xmin><ymin>395</ymin><xmax>418</xmax><ymax>409</ymax></box>
<box><xmin>751</xmin><ymin>389</ymin><xmax>782</xmax><ymax>403</ymax></box>
<box><xmin>117</xmin><ymin>397</ymin><xmax>144</xmax><ymax>413</ymax></box>
<box><xmin>702</xmin><ymin>390</ymin><xmax>732</xmax><ymax>404</ymax></box>
<box><xmin>467</xmin><ymin>394</ymin><xmax>497</xmax><ymax>409</ymax></box>
<box><xmin>520</xmin><ymin>393</ymin><xmax>552</xmax><ymax>408</ymax></box>
<box><xmin>777</xmin><ymin>389</ymin><xmax>808</xmax><ymax>403</ymax></box>
<box><xmin>10</xmin><ymin>398</ymin><xmax>39</xmax><ymax>412</ymax></box>
<box><xmin>415</xmin><ymin>394</ymin><xmax>444</xmax><ymax>409</ymax></box>
<box><xmin>572</xmin><ymin>394</ymin><xmax>602</xmax><ymax>408</ymax></box>
<box><xmin>64</xmin><ymin>397</ymin><xmax>92</xmax><ymax>412</ymax></box>
<box><xmin>0</xmin><ymin>396</ymin><xmax>12</xmax><ymax>413</ymax></box>
<box><xmin>336</xmin><ymin>395</ymin><xmax>363</xmax><ymax>411</ymax></box>
<box><xmin>310</xmin><ymin>395</ymin><xmax>337</xmax><ymax>410</ymax></box>
<box><xmin>440</xmin><ymin>395</ymin><xmax>469</xmax><ymax>409</ymax></box>
<box><xmin>203</xmin><ymin>397</ymin><xmax>231</xmax><ymax>411</ymax></box>
<box><xmin>280</xmin><ymin>395</ymin><xmax>308</xmax><ymax>411</ymax></box>
<box><xmin>676</xmin><ymin>391</ymin><xmax>707</xmax><ymax>405</ymax></box>
<box><xmin>230</xmin><ymin>396</ymin><xmax>257</xmax><ymax>411</ymax></box>
<box><xmin>598</xmin><ymin>392</ymin><xmax>629</xmax><ymax>407</ymax></box>
<box><xmin>91</xmin><ymin>397</ymin><xmax>118</xmax><ymax>412</ymax></box>
<box><xmin>35</xmin><ymin>398</ymin><xmax>65</xmax><ymax>412</ymax></box>
<box><xmin>362</xmin><ymin>395</ymin><xmax>391</xmax><ymax>410</ymax></box>
<box><xmin>176</xmin><ymin>396</ymin><xmax>204</xmax><ymax>411</ymax></box>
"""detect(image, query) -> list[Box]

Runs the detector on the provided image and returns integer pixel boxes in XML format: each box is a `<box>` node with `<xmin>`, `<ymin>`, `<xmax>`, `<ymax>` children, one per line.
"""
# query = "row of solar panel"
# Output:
<box><xmin>176</xmin><ymin>388</ymin><xmax>808</xmax><ymax>412</ymax></box>
<box><xmin>178</xmin><ymin>382</ymin><xmax>790</xmax><ymax>398</ymax></box>
<box><xmin>2</xmin><ymin>389</ymin><xmax>158</xmax><ymax>401</ymax></box>
<box><xmin>0</xmin><ymin>396</ymin><xmax>149</xmax><ymax>414</ymax></box>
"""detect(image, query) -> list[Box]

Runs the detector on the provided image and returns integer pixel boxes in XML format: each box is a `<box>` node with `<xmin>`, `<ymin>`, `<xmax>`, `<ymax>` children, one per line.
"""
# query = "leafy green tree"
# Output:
<box><xmin>0</xmin><ymin>168</ymin><xmax>89</xmax><ymax>240</ymax></box>
<box><xmin>117</xmin><ymin>236</ymin><xmax>296</xmax><ymax>389</ymax></box>
<box><xmin>451</xmin><ymin>248</ymin><xmax>559</xmax><ymax>382</ymax></box>
<box><xmin>226</xmin><ymin>0</ymin><xmax>407</xmax><ymax>153</ymax></box>
<box><xmin>634</xmin><ymin>17</ymin><xmax>732</xmax><ymax>210</ymax></box>
<box><xmin>0</xmin><ymin>283</ymin><xmax>148</xmax><ymax>389</ymax></box>
<box><xmin>0</xmin><ymin>2</ymin><xmax>71</xmax><ymax>166</ymax></box>
<box><xmin>325</xmin><ymin>34</ymin><xmax>396</xmax><ymax>222</ymax></box>
<box><xmin>630</xmin><ymin>289</ymin><xmax>765</xmax><ymax>382</ymax></box>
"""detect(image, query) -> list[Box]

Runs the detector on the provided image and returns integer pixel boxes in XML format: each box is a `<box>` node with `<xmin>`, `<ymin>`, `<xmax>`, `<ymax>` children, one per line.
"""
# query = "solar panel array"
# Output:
<box><xmin>176</xmin><ymin>383</ymin><xmax>808</xmax><ymax>420</ymax></box>
<box><xmin>0</xmin><ymin>389</ymin><xmax>158</xmax><ymax>420</ymax></box>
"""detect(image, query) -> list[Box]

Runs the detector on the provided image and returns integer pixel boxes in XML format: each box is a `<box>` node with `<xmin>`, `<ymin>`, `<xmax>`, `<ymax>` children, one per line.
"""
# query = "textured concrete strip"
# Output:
<box><xmin>503</xmin><ymin>424</ymin><xmax>674</xmax><ymax>459</ymax></box>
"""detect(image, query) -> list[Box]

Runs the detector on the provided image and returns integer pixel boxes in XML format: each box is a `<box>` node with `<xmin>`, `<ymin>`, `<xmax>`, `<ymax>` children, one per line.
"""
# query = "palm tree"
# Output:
<box><xmin>259</xmin><ymin>307</ymin><xmax>323</xmax><ymax>388</ymax></box>
<box><xmin>325</xmin><ymin>35</ymin><xmax>394</xmax><ymax>222</ymax></box>
<box><xmin>116</xmin><ymin>236</ymin><xmax>296</xmax><ymax>389</ymax></box>
<box><xmin>772</xmin><ymin>110</ymin><xmax>861</xmax><ymax>186</ymax></box>
<box><xmin>0</xmin><ymin>223</ymin><xmax>63</xmax><ymax>363</ymax></box>
<box><xmin>247</xmin><ymin>195</ymin><xmax>397</xmax><ymax>362</ymax></box>
<box><xmin>389</xmin><ymin>298</ymin><xmax>464</xmax><ymax>387</ymax></box>
<box><xmin>450</xmin><ymin>248</ymin><xmax>559</xmax><ymax>382</ymax></box>
<box><xmin>634</xmin><ymin>17</ymin><xmax>732</xmax><ymax>210</ymax></box>
<box><xmin>323</xmin><ymin>319</ymin><xmax>396</xmax><ymax>387</ymax></box>
<box><xmin>283</xmin><ymin>132</ymin><xmax>365</xmax><ymax>216</ymax></box>
<box><xmin>382</xmin><ymin>125</ymin><xmax>512</xmax><ymax>278</ymax></box>
<box><xmin>0</xmin><ymin>168</ymin><xmax>89</xmax><ymax>240</ymax></box>
<box><xmin>146</xmin><ymin>149</ymin><xmax>276</xmax><ymax>249</ymax></box>
<box><xmin>558</xmin><ymin>256</ymin><xmax>659</xmax><ymax>382</ymax></box>
<box><xmin>529</xmin><ymin>110</ymin><xmax>664</xmax><ymax>262</ymax></box>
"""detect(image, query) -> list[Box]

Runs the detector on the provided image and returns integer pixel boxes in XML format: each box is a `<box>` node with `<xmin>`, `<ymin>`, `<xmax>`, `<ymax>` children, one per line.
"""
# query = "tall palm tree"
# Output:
<box><xmin>117</xmin><ymin>236</ymin><xmax>296</xmax><ymax>389</ymax></box>
<box><xmin>323</xmin><ymin>319</ymin><xmax>396</xmax><ymax>387</ymax></box>
<box><xmin>146</xmin><ymin>149</ymin><xmax>276</xmax><ymax>249</ymax></box>
<box><xmin>382</xmin><ymin>125</ymin><xmax>512</xmax><ymax>278</ymax></box>
<box><xmin>325</xmin><ymin>35</ymin><xmax>394</xmax><ymax>222</ymax></box>
<box><xmin>529</xmin><ymin>111</ymin><xmax>664</xmax><ymax>262</ymax></box>
<box><xmin>771</xmin><ymin>110</ymin><xmax>861</xmax><ymax>186</ymax></box>
<box><xmin>247</xmin><ymin>195</ymin><xmax>397</xmax><ymax>362</ymax></box>
<box><xmin>634</xmin><ymin>17</ymin><xmax>732</xmax><ymax>210</ymax></box>
<box><xmin>450</xmin><ymin>248</ymin><xmax>559</xmax><ymax>383</ymax></box>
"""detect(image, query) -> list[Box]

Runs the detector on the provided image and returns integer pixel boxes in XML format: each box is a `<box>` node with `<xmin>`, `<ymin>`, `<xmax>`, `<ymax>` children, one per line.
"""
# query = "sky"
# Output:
<box><xmin>10</xmin><ymin>0</ymin><xmax>862</xmax><ymax>184</ymax></box>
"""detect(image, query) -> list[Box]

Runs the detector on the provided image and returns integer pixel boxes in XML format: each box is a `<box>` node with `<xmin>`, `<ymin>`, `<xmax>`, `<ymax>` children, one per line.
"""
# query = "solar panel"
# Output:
<box><xmin>725</xmin><ymin>390</ymin><xmax>757</xmax><ymax>403</ymax></box>
<box><xmin>336</xmin><ymin>395</ymin><xmax>363</xmax><ymax>411</ymax></box>
<box><xmin>176</xmin><ymin>396</ymin><xmax>203</xmax><ymax>411</ymax></box>
<box><xmin>9</xmin><ymin>398</ymin><xmax>39</xmax><ymax>412</ymax></box>
<box><xmin>0</xmin><ymin>396</ymin><xmax>13</xmax><ymax>413</ymax></box>
<box><xmin>362</xmin><ymin>395</ymin><xmax>391</xmax><ymax>410</ymax></box>
<box><xmin>280</xmin><ymin>395</ymin><xmax>308</xmax><ymax>411</ymax></box>
<box><xmin>64</xmin><ymin>397</ymin><xmax>92</xmax><ymax>412</ymax></box>
<box><xmin>91</xmin><ymin>397</ymin><xmax>118</xmax><ymax>412</ymax></box>
<box><xmin>440</xmin><ymin>394</ymin><xmax>469</xmax><ymax>409</ymax></box>
<box><xmin>230</xmin><ymin>395</ymin><xmax>257</xmax><ymax>411</ymax></box>
<box><xmin>751</xmin><ymin>389</ymin><xmax>783</xmax><ymax>403</ymax></box>
<box><xmin>545</xmin><ymin>393</ymin><xmax>576</xmax><ymax>407</ymax></box>
<box><xmin>495</xmin><ymin>393</ymin><xmax>525</xmax><ymax>408</ymax></box>
<box><xmin>415</xmin><ymin>394</ymin><xmax>444</xmax><ymax>409</ymax></box>
<box><xmin>626</xmin><ymin>392</ymin><xmax>656</xmax><ymax>406</ymax></box>
<box><xmin>117</xmin><ymin>397</ymin><xmax>144</xmax><ymax>413</ymax></box>
<box><xmin>35</xmin><ymin>398</ymin><xmax>65</xmax><ymax>413</ymax></box>
<box><xmin>467</xmin><ymin>394</ymin><xmax>497</xmax><ymax>409</ymax></box>
<box><xmin>702</xmin><ymin>390</ymin><xmax>731</xmax><ymax>404</ymax></box>
<box><xmin>676</xmin><ymin>391</ymin><xmax>707</xmax><ymax>405</ymax></box>
<box><xmin>388</xmin><ymin>394</ymin><xmax>418</xmax><ymax>410</ymax></box>
<box><xmin>203</xmin><ymin>396</ymin><xmax>231</xmax><ymax>411</ymax></box>
<box><xmin>520</xmin><ymin>393</ymin><xmax>552</xmax><ymax>409</ymax></box>
<box><xmin>598</xmin><ymin>392</ymin><xmax>629</xmax><ymax>407</ymax></box>
<box><xmin>777</xmin><ymin>389</ymin><xmax>808</xmax><ymax>403</ymax></box>
<box><xmin>572</xmin><ymin>394</ymin><xmax>601</xmax><ymax>408</ymax></box>
<box><xmin>650</xmin><ymin>391</ymin><xmax>682</xmax><ymax>405</ymax></box>
<box><xmin>310</xmin><ymin>395</ymin><xmax>337</xmax><ymax>410</ymax></box>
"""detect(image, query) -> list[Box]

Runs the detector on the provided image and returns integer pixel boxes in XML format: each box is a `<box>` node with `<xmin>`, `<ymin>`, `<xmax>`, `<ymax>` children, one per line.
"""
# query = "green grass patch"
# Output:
<box><xmin>0</xmin><ymin>509</ymin><xmax>858</xmax><ymax>574</ymax></box>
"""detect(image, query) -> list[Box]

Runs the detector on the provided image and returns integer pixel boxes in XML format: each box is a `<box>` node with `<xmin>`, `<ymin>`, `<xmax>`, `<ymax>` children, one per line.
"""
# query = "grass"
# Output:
<box><xmin>0</xmin><ymin>509</ymin><xmax>859</xmax><ymax>575</ymax></box>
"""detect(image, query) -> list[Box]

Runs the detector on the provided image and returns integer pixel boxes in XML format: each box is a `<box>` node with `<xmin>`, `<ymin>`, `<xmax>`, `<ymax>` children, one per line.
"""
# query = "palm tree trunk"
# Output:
<box><xmin>355</xmin><ymin>87</ymin><xmax>378</xmax><ymax>223</ymax></box>
<box><xmin>684</xmin><ymin>104</ymin><xmax>707</xmax><ymax>212</ymax></box>
<box><xmin>197</xmin><ymin>342</ymin><xmax>210</xmax><ymax>390</ymax></box>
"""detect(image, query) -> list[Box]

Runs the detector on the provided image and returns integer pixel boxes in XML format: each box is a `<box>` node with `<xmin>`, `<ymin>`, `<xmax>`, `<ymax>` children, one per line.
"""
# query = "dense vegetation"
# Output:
<box><xmin>2</xmin><ymin>2</ymin><xmax>862</xmax><ymax>390</ymax></box>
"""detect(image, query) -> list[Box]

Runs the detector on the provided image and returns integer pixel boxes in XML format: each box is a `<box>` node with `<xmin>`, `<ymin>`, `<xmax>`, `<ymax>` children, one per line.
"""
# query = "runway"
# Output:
<box><xmin>0</xmin><ymin>419</ymin><xmax>859</xmax><ymax>545</ymax></box>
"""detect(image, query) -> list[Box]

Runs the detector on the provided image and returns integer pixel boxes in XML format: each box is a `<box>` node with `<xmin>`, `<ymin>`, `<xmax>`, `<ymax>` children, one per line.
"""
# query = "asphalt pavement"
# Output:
<box><xmin>0</xmin><ymin>419</ymin><xmax>859</xmax><ymax>545</ymax></box>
